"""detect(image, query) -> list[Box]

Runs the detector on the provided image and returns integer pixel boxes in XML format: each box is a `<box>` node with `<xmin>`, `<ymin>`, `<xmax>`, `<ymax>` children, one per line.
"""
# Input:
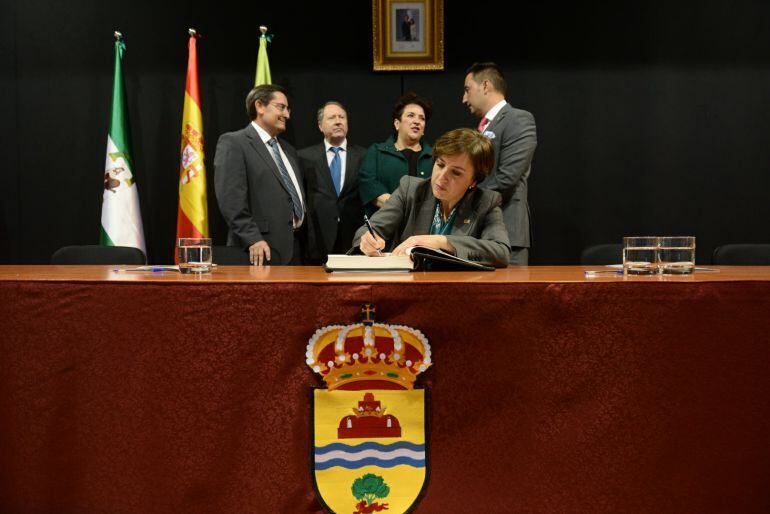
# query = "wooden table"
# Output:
<box><xmin>2</xmin><ymin>264</ymin><xmax>769</xmax><ymax>282</ymax></box>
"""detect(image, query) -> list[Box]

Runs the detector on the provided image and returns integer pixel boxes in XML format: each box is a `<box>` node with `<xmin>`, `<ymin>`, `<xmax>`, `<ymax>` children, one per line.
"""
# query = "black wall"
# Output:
<box><xmin>2</xmin><ymin>1</ymin><xmax>770</xmax><ymax>264</ymax></box>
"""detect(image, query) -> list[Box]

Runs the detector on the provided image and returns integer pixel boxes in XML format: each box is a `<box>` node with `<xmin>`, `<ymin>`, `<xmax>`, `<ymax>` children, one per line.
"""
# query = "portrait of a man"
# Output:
<box><xmin>396</xmin><ymin>9</ymin><xmax>419</xmax><ymax>42</ymax></box>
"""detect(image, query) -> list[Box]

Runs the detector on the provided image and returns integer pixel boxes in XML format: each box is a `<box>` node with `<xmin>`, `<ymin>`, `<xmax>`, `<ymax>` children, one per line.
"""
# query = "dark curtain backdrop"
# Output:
<box><xmin>2</xmin><ymin>1</ymin><xmax>770</xmax><ymax>264</ymax></box>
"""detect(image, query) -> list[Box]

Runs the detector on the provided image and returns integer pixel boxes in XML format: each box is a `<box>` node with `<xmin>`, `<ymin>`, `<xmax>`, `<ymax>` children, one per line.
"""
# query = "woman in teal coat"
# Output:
<box><xmin>359</xmin><ymin>92</ymin><xmax>433</xmax><ymax>214</ymax></box>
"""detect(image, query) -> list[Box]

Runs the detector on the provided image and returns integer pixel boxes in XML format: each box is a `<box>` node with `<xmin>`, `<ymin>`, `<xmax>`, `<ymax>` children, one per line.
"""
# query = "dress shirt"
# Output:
<box><xmin>483</xmin><ymin>99</ymin><xmax>508</xmax><ymax>124</ymax></box>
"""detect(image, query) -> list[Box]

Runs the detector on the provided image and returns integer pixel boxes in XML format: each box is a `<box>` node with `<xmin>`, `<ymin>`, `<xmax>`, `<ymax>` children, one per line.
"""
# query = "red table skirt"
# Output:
<box><xmin>2</xmin><ymin>280</ymin><xmax>770</xmax><ymax>513</ymax></box>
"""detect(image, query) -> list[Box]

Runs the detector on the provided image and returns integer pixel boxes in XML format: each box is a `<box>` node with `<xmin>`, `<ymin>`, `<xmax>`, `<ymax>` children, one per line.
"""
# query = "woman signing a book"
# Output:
<box><xmin>353</xmin><ymin>127</ymin><xmax>511</xmax><ymax>268</ymax></box>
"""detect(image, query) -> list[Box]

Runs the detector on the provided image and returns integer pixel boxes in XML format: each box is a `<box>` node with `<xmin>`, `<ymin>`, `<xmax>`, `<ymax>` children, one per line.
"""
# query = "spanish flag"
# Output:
<box><xmin>176</xmin><ymin>29</ymin><xmax>209</xmax><ymax>252</ymax></box>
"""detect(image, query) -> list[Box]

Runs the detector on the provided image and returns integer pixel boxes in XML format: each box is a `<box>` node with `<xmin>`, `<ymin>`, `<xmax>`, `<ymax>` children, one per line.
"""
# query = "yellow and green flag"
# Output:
<box><xmin>254</xmin><ymin>28</ymin><xmax>272</xmax><ymax>86</ymax></box>
<box><xmin>100</xmin><ymin>33</ymin><xmax>146</xmax><ymax>253</ymax></box>
<box><xmin>176</xmin><ymin>31</ymin><xmax>209</xmax><ymax>249</ymax></box>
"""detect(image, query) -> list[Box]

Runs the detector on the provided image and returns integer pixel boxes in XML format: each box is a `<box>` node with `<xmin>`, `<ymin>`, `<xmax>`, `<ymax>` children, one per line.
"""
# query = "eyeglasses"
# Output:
<box><xmin>269</xmin><ymin>102</ymin><xmax>291</xmax><ymax>114</ymax></box>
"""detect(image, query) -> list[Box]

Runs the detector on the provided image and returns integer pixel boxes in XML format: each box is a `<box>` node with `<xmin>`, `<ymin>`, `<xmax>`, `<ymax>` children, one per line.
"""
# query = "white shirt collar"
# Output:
<box><xmin>324</xmin><ymin>138</ymin><xmax>348</xmax><ymax>153</ymax></box>
<box><xmin>484</xmin><ymin>99</ymin><xmax>508</xmax><ymax>121</ymax></box>
<box><xmin>251</xmin><ymin>121</ymin><xmax>279</xmax><ymax>144</ymax></box>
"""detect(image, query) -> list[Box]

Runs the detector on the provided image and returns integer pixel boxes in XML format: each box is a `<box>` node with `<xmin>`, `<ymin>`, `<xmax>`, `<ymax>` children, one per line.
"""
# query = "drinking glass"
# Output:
<box><xmin>659</xmin><ymin>236</ymin><xmax>695</xmax><ymax>274</ymax></box>
<box><xmin>178</xmin><ymin>238</ymin><xmax>212</xmax><ymax>274</ymax></box>
<box><xmin>623</xmin><ymin>236</ymin><xmax>659</xmax><ymax>275</ymax></box>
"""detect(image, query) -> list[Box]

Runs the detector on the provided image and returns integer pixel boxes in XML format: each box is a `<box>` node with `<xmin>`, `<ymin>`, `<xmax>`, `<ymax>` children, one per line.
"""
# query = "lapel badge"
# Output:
<box><xmin>307</xmin><ymin>304</ymin><xmax>431</xmax><ymax>513</ymax></box>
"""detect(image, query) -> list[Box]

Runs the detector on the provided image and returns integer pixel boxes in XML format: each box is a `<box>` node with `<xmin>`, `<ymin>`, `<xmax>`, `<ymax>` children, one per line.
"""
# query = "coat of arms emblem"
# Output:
<box><xmin>307</xmin><ymin>304</ymin><xmax>431</xmax><ymax>513</ymax></box>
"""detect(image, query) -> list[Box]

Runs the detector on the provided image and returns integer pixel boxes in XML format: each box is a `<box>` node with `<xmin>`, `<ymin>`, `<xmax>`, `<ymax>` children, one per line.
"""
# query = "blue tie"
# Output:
<box><xmin>267</xmin><ymin>138</ymin><xmax>303</xmax><ymax>220</ymax></box>
<box><xmin>329</xmin><ymin>147</ymin><xmax>342</xmax><ymax>196</ymax></box>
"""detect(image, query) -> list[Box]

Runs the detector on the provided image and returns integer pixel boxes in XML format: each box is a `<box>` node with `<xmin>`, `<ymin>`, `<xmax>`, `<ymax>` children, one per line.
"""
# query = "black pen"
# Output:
<box><xmin>363</xmin><ymin>214</ymin><xmax>383</xmax><ymax>256</ymax></box>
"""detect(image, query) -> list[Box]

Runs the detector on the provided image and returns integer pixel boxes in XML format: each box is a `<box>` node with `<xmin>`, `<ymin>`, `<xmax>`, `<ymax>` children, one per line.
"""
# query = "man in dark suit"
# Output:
<box><xmin>298</xmin><ymin>101</ymin><xmax>366</xmax><ymax>263</ymax></box>
<box><xmin>401</xmin><ymin>13</ymin><xmax>413</xmax><ymax>41</ymax></box>
<box><xmin>462</xmin><ymin>62</ymin><xmax>537</xmax><ymax>265</ymax></box>
<box><xmin>214</xmin><ymin>84</ymin><xmax>307</xmax><ymax>265</ymax></box>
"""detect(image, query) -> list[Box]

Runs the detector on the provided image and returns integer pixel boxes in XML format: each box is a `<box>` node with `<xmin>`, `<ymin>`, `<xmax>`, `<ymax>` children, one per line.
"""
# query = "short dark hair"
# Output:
<box><xmin>317</xmin><ymin>101</ymin><xmax>347</xmax><ymax>124</ymax></box>
<box><xmin>466</xmin><ymin>62</ymin><xmax>507</xmax><ymax>96</ymax></box>
<box><xmin>392</xmin><ymin>92</ymin><xmax>432</xmax><ymax>122</ymax></box>
<box><xmin>245</xmin><ymin>84</ymin><xmax>288</xmax><ymax>120</ymax></box>
<box><xmin>433</xmin><ymin>127</ymin><xmax>495</xmax><ymax>182</ymax></box>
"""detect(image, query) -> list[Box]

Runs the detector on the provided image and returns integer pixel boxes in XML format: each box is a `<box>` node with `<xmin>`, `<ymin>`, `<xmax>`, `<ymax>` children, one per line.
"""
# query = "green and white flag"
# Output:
<box><xmin>100</xmin><ymin>34</ymin><xmax>145</xmax><ymax>253</ymax></box>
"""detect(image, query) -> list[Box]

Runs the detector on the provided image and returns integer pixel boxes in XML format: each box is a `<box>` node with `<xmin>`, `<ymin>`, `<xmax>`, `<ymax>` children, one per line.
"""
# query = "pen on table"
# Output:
<box><xmin>363</xmin><ymin>214</ymin><xmax>383</xmax><ymax>256</ymax></box>
<box><xmin>584</xmin><ymin>269</ymin><xmax>624</xmax><ymax>277</ymax></box>
<box><xmin>113</xmin><ymin>267</ymin><xmax>172</xmax><ymax>273</ymax></box>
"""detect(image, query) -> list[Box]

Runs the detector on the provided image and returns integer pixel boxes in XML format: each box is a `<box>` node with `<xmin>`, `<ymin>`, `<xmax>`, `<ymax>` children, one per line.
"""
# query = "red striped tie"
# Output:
<box><xmin>477</xmin><ymin>117</ymin><xmax>489</xmax><ymax>133</ymax></box>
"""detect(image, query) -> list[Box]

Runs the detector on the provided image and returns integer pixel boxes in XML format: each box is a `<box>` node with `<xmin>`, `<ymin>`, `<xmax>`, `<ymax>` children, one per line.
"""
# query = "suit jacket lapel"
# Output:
<box><xmin>245</xmin><ymin>125</ymin><xmax>302</xmax><ymax>199</ymax></box>
<box><xmin>485</xmin><ymin>106</ymin><xmax>510</xmax><ymax>159</ymax></box>
<box><xmin>339</xmin><ymin>146</ymin><xmax>362</xmax><ymax>197</ymax></box>
<box><xmin>450</xmin><ymin>190</ymin><xmax>478</xmax><ymax>236</ymax></box>
<box><xmin>413</xmin><ymin>182</ymin><xmax>436</xmax><ymax>231</ymax></box>
<box><xmin>314</xmin><ymin>144</ymin><xmax>338</xmax><ymax>197</ymax></box>
<box><xmin>245</xmin><ymin>125</ymin><xmax>287</xmax><ymax>190</ymax></box>
<box><xmin>486</xmin><ymin>103</ymin><xmax>511</xmax><ymax>133</ymax></box>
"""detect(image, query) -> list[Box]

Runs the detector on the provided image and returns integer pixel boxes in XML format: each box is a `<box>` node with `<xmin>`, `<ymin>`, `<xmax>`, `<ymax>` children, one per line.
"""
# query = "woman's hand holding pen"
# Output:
<box><xmin>361</xmin><ymin>214</ymin><xmax>386</xmax><ymax>256</ymax></box>
<box><xmin>360</xmin><ymin>231</ymin><xmax>386</xmax><ymax>256</ymax></box>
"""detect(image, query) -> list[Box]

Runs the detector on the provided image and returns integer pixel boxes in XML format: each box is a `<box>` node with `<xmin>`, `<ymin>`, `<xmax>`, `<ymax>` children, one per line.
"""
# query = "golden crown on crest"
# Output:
<box><xmin>306</xmin><ymin>304</ymin><xmax>432</xmax><ymax>391</ymax></box>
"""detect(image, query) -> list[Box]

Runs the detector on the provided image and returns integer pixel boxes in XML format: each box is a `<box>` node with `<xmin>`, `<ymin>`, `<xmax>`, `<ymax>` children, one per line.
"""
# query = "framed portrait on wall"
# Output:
<box><xmin>372</xmin><ymin>0</ymin><xmax>444</xmax><ymax>71</ymax></box>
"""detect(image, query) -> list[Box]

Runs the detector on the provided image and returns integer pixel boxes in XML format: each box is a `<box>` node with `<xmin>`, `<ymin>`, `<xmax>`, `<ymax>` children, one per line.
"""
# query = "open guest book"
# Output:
<box><xmin>324</xmin><ymin>246</ymin><xmax>495</xmax><ymax>272</ymax></box>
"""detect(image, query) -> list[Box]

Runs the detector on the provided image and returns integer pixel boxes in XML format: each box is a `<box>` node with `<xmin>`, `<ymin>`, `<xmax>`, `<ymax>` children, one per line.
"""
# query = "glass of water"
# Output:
<box><xmin>623</xmin><ymin>236</ymin><xmax>659</xmax><ymax>275</ymax></box>
<box><xmin>178</xmin><ymin>238</ymin><xmax>212</xmax><ymax>274</ymax></box>
<box><xmin>659</xmin><ymin>236</ymin><xmax>695</xmax><ymax>274</ymax></box>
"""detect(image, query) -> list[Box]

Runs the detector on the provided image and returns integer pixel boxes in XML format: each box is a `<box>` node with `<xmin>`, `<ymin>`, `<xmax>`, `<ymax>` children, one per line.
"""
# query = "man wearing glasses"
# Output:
<box><xmin>215</xmin><ymin>84</ymin><xmax>307</xmax><ymax>265</ymax></box>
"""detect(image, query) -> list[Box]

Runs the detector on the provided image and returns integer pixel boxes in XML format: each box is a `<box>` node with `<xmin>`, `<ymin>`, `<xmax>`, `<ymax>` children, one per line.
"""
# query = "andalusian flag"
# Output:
<box><xmin>254</xmin><ymin>26</ymin><xmax>272</xmax><ymax>86</ymax></box>
<box><xmin>100</xmin><ymin>32</ymin><xmax>146</xmax><ymax>253</ymax></box>
<box><xmin>176</xmin><ymin>29</ymin><xmax>209</xmax><ymax>249</ymax></box>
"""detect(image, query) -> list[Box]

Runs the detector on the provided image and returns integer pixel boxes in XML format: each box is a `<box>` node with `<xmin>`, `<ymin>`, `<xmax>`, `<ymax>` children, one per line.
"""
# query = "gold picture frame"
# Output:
<box><xmin>372</xmin><ymin>0</ymin><xmax>444</xmax><ymax>71</ymax></box>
